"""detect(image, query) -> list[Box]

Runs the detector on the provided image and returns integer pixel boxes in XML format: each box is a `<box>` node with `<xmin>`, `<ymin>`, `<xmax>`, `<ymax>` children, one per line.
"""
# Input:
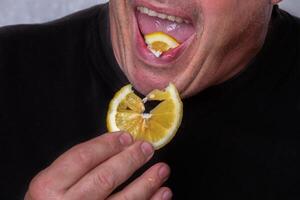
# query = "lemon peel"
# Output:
<box><xmin>107</xmin><ymin>83</ymin><xmax>183</xmax><ymax>149</ymax></box>
<box><xmin>144</xmin><ymin>32</ymin><xmax>180</xmax><ymax>57</ymax></box>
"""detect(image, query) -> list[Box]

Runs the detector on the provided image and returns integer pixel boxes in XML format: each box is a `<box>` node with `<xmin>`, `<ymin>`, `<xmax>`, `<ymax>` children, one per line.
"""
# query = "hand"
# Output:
<box><xmin>25</xmin><ymin>132</ymin><xmax>172</xmax><ymax>200</ymax></box>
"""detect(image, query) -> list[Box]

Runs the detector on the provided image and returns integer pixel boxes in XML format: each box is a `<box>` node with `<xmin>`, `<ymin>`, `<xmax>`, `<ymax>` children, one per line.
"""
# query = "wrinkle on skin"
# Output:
<box><xmin>109</xmin><ymin>0</ymin><xmax>278</xmax><ymax>98</ymax></box>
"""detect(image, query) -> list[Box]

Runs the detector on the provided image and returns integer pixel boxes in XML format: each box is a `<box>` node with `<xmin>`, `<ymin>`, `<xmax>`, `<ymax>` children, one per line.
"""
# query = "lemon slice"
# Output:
<box><xmin>144</xmin><ymin>32</ymin><xmax>180</xmax><ymax>57</ymax></box>
<box><xmin>107</xmin><ymin>83</ymin><xmax>183</xmax><ymax>150</ymax></box>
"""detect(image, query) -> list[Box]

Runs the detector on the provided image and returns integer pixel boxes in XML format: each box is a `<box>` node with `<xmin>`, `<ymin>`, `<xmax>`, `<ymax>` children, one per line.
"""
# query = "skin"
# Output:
<box><xmin>25</xmin><ymin>132</ymin><xmax>172</xmax><ymax>200</ymax></box>
<box><xmin>26</xmin><ymin>0</ymin><xmax>281</xmax><ymax>199</ymax></box>
<box><xmin>110</xmin><ymin>0</ymin><xmax>282</xmax><ymax>97</ymax></box>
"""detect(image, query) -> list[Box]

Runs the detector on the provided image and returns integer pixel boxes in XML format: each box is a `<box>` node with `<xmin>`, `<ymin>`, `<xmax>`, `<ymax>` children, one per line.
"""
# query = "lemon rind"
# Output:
<box><xmin>152</xmin><ymin>83</ymin><xmax>183</xmax><ymax>149</ymax></box>
<box><xmin>107</xmin><ymin>83</ymin><xmax>183</xmax><ymax>150</ymax></box>
<box><xmin>107</xmin><ymin>84</ymin><xmax>133</xmax><ymax>132</ymax></box>
<box><xmin>144</xmin><ymin>32</ymin><xmax>180</xmax><ymax>49</ymax></box>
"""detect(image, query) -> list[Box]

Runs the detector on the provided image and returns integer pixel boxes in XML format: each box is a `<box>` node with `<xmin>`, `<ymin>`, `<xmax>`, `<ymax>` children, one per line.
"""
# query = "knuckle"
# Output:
<box><xmin>126</xmin><ymin>148</ymin><xmax>144</xmax><ymax>168</ymax></box>
<box><xmin>74</xmin><ymin>145</ymin><xmax>94</xmax><ymax>167</ymax></box>
<box><xmin>28</xmin><ymin>174</ymin><xmax>47</xmax><ymax>199</ymax></box>
<box><xmin>144</xmin><ymin>176</ymin><xmax>158</xmax><ymax>191</ymax></box>
<box><xmin>107</xmin><ymin>194</ymin><xmax>132</xmax><ymax>200</ymax></box>
<box><xmin>119</xmin><ymin>194</ymin><xmax>133</xmax><ymax>200</ymax></box>
<box><xmin>27</xmin><ymin>171</ymin><xmax>60</xmax><ymax>200</ymax></box>
<box><xmin>111</xmin><ymin>193</ymin><xmax>139</xmax><ymax>200</ymax></box>
<box><xmin>104</xmin><ymin>134</ymin><xmax>121</xmax><ymax>150</ymax></box>
<box><xmin>93</xmin><ymin>168</ymin><xmax>116</xmax><ymax>192</ymax></box>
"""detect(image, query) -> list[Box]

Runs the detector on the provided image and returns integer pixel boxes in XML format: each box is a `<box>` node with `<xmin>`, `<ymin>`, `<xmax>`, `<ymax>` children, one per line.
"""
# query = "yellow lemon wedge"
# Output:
<box><xmin>144</xmin><ymin>32</ymin><xmax>180</xmax><ymax>57</ymax></box>
<box><xmin>107</xmin><ymin>83</ymin><xmax>183</xmax><ymax>150</ymax></box>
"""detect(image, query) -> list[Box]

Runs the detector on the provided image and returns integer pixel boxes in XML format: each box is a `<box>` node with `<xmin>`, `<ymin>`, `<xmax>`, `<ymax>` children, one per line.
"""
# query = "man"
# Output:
<box><xmin>1</xmin><ymin>0</ymin><xmax>299</xmax><ymax>199</ymax></box>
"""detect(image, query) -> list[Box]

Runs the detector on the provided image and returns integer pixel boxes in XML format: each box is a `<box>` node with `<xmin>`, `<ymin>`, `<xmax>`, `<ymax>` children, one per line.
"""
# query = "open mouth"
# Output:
<box><xmin>134</xmin><ymin>5</ymin><xmax>196</xmax><ymax>65</ymax></box>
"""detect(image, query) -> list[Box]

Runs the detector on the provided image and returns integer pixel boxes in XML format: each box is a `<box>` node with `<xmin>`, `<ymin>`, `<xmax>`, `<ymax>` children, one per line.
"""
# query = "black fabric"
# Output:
<box><xmin>0</xmin><ymin>3</ymin><xmax>300</xmax><ymax>199</ymax></box>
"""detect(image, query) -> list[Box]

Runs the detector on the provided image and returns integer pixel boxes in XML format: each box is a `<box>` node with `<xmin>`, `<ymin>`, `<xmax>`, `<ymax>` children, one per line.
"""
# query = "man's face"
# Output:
<box><xmin>109</xmin><ymin>0</ymin><xmax>275</xmax><ymax>97</ymax></box>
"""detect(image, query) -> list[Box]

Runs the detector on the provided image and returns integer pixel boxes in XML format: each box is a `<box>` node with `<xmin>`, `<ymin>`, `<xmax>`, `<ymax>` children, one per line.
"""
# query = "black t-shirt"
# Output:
<box><xmin>1</xmin><ymin>3</ymin><xmax>300</xmax><ymax>200</ymax></box>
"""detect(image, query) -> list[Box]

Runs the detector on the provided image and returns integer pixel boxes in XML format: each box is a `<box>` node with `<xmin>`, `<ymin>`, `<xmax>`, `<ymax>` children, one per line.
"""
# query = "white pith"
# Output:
<box><xmin>152</xmin><ymin>84</ymin><xmax>183</xmax><ymax>149</ymax></box>
<box><xmin>144</xmin><ymin>32</ymin><xmax>180</xmax><ymax>58</ymax></box>
<box><xmin>107</xmin><ymin>84</ymin><xmax>183</xmax><ymax>150</ymax></box>
<box><xmin>107</xmin><ymin>85</ymin><xmax>133</xmax><ymax>132</ymax></box>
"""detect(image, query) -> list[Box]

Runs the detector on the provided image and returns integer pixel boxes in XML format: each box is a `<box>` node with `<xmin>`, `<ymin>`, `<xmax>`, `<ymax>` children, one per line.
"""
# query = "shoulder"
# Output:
<box><xmin>0</xmin><ymin>4</ymin><xmax>106</xmax><ymax>34</ymax></box>
<box><xmin>0</xmin><ymin>4</ymin><xmax>106</xmax><ymax>56</ymax></box>
<box><xmin>272</xmin><ymin>7</ymin><xmax>300</xmax><ymax>71</ymax></box>
<box><xmin>276</xmin><ymin>7</ymin><xmax>300</xmax><ymax>47</ymax></box>
<box><xmin>289</xmin><ymin>13</ymin><xmax>300</xmax><ymax>49</ymax></box>
<box><xmin>282</xmin><ymin>10</ymin><xmax>300</xmax><ymax>66</ymax></box>
<box><xmin>0</xmin><ymin>3</ymin><xmax>108</xmax><ymax>80</ymax></box>
<box><xmin>0</xmin><ymin>4</ymin><xmax>108</xmax><ymax>92</ymax></box>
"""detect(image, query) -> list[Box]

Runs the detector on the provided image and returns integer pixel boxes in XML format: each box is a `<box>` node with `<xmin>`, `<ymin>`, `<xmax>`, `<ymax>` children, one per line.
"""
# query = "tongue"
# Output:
<box><xmin>136</xmin><ymin>12</ymin><xmax>195</xmax><ymax>43</ymax></box>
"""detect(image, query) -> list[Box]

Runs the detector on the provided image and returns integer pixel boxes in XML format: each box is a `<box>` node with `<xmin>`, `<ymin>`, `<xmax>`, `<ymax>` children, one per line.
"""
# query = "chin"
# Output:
<box><xmin>110</xmin><ymin>0</ymin><xmax>221</xmax><ymax>97</ymax></box>
<box><xmin>124</xmin><ymin>0</ymin><xmax>201</xmax><ymax>95</ymax></box>
<box><xmin>125</xmin><ymin>66</ymin><xmax>171</xmax><ymax>95</ymax></box>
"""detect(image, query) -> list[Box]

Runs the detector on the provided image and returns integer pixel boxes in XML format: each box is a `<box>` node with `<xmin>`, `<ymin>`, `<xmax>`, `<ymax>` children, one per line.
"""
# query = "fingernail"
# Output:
<box><xmin>162</xmin><ymin>190</ymin><xmax>172</xmax><ymax>200</ymax></box>
<box><xmin>158</xmin><ymin>165</ymin><xmax>170</xmax><ymax>181</ymax></box>
<box><xmin>119</xmin><ymin>133</ymin><xmax>133</xmax><ymax>146</ymax></box>
<box><xmin>141</xmin><ymin>142</ymin><xmax>154</xmax><ymax>157</ymax></box>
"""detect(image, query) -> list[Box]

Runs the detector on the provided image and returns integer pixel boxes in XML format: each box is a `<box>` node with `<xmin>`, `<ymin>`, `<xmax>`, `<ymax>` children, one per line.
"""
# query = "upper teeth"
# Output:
<box><xmin>137</xmin><ymin>6</ymin><xmax>190</xmax><ymax>24</ymax></box>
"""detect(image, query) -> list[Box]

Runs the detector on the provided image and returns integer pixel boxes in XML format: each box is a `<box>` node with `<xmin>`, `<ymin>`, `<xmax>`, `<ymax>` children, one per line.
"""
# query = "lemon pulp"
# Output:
<box><xmin>107</xmin><ymin>83</ymin><xmax>183</xmax><ymax>149</ymax></box>
<box><xmin>144</xmin><ymin>32</ymin><xmax>180</xmax><ymax>57</ymax></box>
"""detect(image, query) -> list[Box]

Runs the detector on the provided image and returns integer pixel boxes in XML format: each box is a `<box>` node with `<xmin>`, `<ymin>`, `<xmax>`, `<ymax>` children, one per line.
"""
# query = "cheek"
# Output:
<box><xmin>200</xmin><ymin>0</ymin><xmax>235</xmax><ymax>16</ymax></box>
<box><xmin>199</xmin><ymin>0</ymin><xmax>259</xmax><ymax>24</ymax></box>
<box><xmin>199</xmin><ymin>0</ymin><xmax>242</xmax><ymax>40</ymax></box>
<box><xmin>200</xmin><ymin>0</ymin><xmax>268</xmax><ymax>21</ymax></box>
<box><xmin>199</xmin><ymin>0</ymin><xmax>263</xmax><ymax>39</ymax></box>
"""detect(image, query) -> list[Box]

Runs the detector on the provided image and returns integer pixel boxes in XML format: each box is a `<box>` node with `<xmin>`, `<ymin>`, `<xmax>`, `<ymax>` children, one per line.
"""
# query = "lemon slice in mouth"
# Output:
<box><xmin>144</xmin><ymin>32</ymin><xmax>180</xmax><ymax>57</ymax></box>
<box><xmin>106</xmin><ymin>83</ymin><xmax>183</xmax><ymax>150</ymax></box>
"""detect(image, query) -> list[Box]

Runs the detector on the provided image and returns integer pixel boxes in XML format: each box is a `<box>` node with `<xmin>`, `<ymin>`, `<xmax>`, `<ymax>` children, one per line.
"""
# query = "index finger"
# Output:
<box><xmin>34</xmin><ymin>132</ymin><xmax>133</xmax><ymax>191</ymax></box>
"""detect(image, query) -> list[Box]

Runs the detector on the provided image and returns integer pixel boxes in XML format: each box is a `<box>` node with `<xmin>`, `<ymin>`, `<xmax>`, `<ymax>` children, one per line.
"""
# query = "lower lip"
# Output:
<box><xmin>134</xmin><ymin>12</ymin><xmax>195</xmax><ymax>67</ymax></box>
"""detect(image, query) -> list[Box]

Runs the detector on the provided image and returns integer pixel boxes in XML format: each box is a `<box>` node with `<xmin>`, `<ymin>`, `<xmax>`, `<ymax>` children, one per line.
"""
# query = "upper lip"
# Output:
<box><xmin>132</xmin><ymin>0</ymin><xmax>194</xmax><ymax>25</ymax></box>
<box><xmin>132</xmin><ymin>0</ymin><xmax>198</xmax><ymax>67</ymax></box>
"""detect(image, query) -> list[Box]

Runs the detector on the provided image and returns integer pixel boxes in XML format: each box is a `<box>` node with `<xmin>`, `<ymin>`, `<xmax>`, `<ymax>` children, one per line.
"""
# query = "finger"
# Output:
<box><xmin>64</xmin><ymin>141</ymin><xmax>155</xmax><ymax>200</ymax></box>
<box><xmin>150</xmin><ymin>187</ymin><xmax>173</xmax><ymax>200</ymax></box>
<box><xmin>33</xmin><ymin>132</ymin><xmax>133</xmax><ymax>191</ymax></box>
<box><xmin>108</xmin><ymin>163</ymin><xmax>170</xmax><ymax>200</ymax></box>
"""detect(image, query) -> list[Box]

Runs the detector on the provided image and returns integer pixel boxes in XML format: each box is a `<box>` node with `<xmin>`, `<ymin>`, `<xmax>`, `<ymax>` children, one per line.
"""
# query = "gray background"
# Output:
<box><xmin>0</xmin><ymin>0</ymin><xmax>299</xmax><ymax>27</ymax></box>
